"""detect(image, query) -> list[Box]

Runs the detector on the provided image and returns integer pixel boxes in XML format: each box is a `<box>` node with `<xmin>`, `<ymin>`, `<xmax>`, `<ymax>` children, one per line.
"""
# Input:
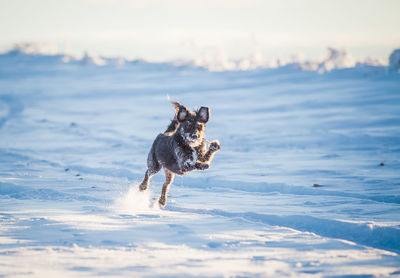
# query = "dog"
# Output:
<box><xmin>139</xmin><ymin>98</ymin><xmax>221</xmax><ymax>207</ymax></box>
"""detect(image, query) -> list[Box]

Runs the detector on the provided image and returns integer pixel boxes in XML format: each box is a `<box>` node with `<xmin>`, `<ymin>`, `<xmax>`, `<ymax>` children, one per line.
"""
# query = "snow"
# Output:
<box><xmin>389</xmin><ymin>49</ymin><xmax>400</xmax><ymax>72</ymax></box>
<box><xmin>0</xmin><ymin>47</ymin><xmax>400</xmax><ymax>277</ymax></box>
<box><xmin>190</xmin><ymin>46</ymin><xmax>388</xmax><ymax>72</ymax></box>
<box><xmin>314</xmin><ymin>48</ymin><xmax>356</xmax><ymax>73</ymax></box>
<box><xmin>81</xmin><ymin>51</ymin><xmax>108</xmax><ymax>66</ymax></box>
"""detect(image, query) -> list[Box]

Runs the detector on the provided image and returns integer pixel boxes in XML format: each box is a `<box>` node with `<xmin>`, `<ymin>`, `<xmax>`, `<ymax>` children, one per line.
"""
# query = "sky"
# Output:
<box><xmin>0</xmin><ymin>0</ymin><xmax>399</xmax><ymax>61</ymax></box>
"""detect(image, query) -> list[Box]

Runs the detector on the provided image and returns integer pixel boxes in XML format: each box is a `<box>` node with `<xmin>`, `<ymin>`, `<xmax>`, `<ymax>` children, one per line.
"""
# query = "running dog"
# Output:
<box><xmin>139</xmin><ymin>99</ymin><xmax>220</xmax><ymax>207</ymax></box>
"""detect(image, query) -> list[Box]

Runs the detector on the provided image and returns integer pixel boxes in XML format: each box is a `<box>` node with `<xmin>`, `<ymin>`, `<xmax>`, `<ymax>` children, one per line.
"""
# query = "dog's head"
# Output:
<box><xmin>176</xmin><ymin>104</ymin><xmax>209</xmax><ymax>147</ymax></box>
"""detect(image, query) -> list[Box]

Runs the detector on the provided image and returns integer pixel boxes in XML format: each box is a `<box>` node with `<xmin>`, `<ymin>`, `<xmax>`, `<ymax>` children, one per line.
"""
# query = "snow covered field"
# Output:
<box><xmin>1</xmin><ymin>48</ymin><xmax>400</xmax><ymax>277</ymax></box>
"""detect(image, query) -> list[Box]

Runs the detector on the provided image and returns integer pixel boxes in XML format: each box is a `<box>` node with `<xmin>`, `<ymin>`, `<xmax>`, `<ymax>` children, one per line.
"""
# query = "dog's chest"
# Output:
<box><xmin>175</xmin><ymin>145</ymin><xmax>197</xmax><ymax>170</ymax></box>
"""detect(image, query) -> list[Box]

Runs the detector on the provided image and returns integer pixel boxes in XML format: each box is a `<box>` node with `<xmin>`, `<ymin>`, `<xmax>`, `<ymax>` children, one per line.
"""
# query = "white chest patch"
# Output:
<box><xmin>185</xmin><ymin>147</ymin><xmax>198</xmax><ymax>167</ymax></box>
<box><xmin>175</xmin><ymin>146</ymin><xmax>197</xmax><ymax>171</ymax></box>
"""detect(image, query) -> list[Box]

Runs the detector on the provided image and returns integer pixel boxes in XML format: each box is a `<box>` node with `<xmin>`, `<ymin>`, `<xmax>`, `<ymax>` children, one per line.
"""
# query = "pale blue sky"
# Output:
<box><xmin>0</xmin><ymin>0</ymin><xmax>399</xmax><ymax>61</ymax></box>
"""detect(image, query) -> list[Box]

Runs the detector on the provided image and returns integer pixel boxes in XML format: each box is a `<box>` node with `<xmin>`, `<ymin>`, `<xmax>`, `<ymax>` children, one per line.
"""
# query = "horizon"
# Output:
<box><xmin>1</xmin><ymin>0</ymin><xmax>399</xmax><ymax>62</ymax></box>
<box><xmin>3</xmin><ymin>42</ymin><xmax>398</xmax><ymax>73</ymax></box>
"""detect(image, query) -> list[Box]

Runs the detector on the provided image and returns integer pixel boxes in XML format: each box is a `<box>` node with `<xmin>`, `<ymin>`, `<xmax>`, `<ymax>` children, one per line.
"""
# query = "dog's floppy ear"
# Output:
<box><xmin>197</xmin><ymin>106</ymin><xmax>210</xmax><ymax>123</ymax></box>
<box><xmin>177</xmin><ymin>106</ymin><xmax>190</xmax><ymax>122</ymax></box>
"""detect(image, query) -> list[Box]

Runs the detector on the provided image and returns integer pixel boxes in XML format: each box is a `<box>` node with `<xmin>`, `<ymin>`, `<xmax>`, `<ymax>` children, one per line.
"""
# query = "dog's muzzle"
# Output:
<box><xmin>185</xmin><ymin>133</ymin><xmax>200</xmax><ymax>145</ymax></box>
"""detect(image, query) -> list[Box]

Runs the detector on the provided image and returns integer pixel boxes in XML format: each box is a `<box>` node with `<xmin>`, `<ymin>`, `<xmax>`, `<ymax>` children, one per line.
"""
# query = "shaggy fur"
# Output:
<box><xmin>139</xmin><ymin>99</ymin><xmax>220</xmax><ymax>207</ymax></box>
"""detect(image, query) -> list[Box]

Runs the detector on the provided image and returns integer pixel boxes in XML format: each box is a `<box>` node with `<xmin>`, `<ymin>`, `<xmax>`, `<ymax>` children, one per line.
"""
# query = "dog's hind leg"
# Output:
<box><xmin>139</xmin><ymin>146</ymin><xmax>161</xmax><ymax>191</ymax></box>
<box><xmin>158</xmin><ymin>168</ymin><xmax>174</xmax><ymax>208</ymax></box>
<box><xmin>139</xmin><ymin>164</ymin><xmax>161</xmax><ymax>191</ymax></box>
<box><xmin>139</xmin><ymin>169</ymin><xmax>154</xmax><ymax>191</ymax></box>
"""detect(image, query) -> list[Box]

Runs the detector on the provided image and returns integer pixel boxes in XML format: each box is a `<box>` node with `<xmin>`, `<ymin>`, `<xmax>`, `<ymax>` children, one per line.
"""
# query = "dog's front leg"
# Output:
<box><xmin>194</xmin><ymin>140</ymin><xmax>220</xmax><ymax>170</ymax></box>
<box><xmin>182</xmin><ymin>160</ymin><xmax>196</xmax><ymax>172</ymax></box>
<box><xmin>195</xmin><ymin>162</ymin><xmax>209</xmax><ymax>170</ymax></box>
<box><xmin>208</xmin><ymin>140</ymin><xmax>221</xmax><ymax>153</ymax></box>
<box><xmin>159</xmin><ymin>168</ymin><xmax>174</xmax><ymax>208</ymax></box>
<box><xmin>201</xmin><ymin>140</ymin><xmax>221</xmax><ymax>163</ymax></box>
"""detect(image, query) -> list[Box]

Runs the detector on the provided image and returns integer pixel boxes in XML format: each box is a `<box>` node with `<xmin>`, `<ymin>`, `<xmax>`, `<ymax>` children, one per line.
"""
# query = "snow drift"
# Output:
<box><xmin>2</xmin><ymin>43</ymin><xmax>395</xmax><ymax>73</ymax></box>
<box><xmin>0</xmin><ymin>45</ymin><xmax>400</xmax><ymax>277</ymax></box>
<box><xmin>389</xmin><ymin>48</ymin><xmax>400</xmax><ymax>72</ymax></box>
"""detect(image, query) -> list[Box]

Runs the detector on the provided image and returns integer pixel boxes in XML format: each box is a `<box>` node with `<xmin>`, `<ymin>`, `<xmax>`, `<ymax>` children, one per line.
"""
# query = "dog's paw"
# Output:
<box><xmin>209</xmin><ymin>140</ymin><xmax>221</xmax><ymax>152</ymax></box>
<box><xmin>183</xmin><ymin>161</ymin><xmax>195</xmax><ymax>172</ymax></box>
<box><xmin>158</xmin><ymin>196</ymin><xmax>167</xmax><ymax>208</ymax></box>
<box><xmin>195</xmin><ymin>162</ymin><xmax>209</xmax><ymax>170</ymax></box>
<box><xmin>139</xmin><ymin>182</ymin><xmax>148</xmax><ymax>191</ymax></box>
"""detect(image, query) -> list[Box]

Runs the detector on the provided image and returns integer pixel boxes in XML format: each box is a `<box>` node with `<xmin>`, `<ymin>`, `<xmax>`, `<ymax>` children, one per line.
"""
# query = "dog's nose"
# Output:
<box><xmin>192</xmin><ymin>133</ymin><xmax>198</xmax><ymax>139</ymax></box>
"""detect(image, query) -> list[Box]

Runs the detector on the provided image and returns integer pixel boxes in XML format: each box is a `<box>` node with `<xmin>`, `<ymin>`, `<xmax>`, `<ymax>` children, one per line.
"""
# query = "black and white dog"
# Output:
<box><xmin>139</xmin><ymin>99</ymin><xmax>220</xmax><ymax>207</ymax></box>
